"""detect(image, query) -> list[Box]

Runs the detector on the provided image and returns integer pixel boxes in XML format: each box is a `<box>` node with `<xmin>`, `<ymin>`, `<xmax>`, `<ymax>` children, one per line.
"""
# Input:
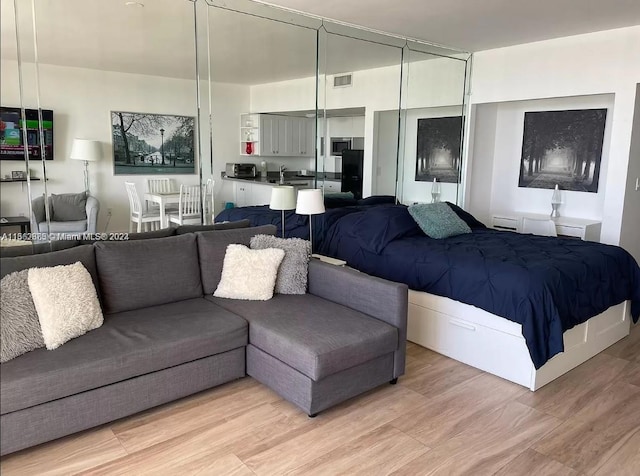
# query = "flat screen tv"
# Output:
<box><xmin>0</xmin><ymin>107</ymin><xmax>54</xmax><ymax>160</ymax></box>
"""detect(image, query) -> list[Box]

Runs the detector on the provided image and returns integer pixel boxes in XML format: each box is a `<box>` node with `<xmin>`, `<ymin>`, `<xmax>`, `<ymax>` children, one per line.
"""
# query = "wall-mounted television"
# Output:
<box><xmin>0</xmin><ymin>107</ymin><xmax>54</xmax><ymax>160</ymax></box>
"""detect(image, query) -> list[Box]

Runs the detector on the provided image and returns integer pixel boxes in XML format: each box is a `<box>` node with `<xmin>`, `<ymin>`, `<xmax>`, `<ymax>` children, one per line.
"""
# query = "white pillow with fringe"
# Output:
<box><xmin>28</xmin><ymin>261</ymin><xmax>103</xmax><ymax>350</ymax></box>
<box><xmin>214</xmin><ymin>244</ymin><xmax>285</xmax><ymax>301</ymax></box>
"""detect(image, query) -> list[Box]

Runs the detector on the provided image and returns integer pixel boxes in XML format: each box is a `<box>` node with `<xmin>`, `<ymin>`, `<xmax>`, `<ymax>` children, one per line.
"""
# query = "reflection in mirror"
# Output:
<box><xmin>399</xmin><ymin>43</ymin><xmax>470</xmax><ymax>206</ymax></box>
<box><xmin>20</xmin><ymin>0</ymin><xmax>202</xmax><ymax>238</ymax></box>
<box><xmin>318</xmin><ymin>24</ymin><xmax>403</xmax><ymax>200</ymax></box>
<box><xmin>0</xmin><ymin>0</ymin><xmax>47</xmax><ymax>251</ymax></box>
<box><xmin>205</xmin><ymin>1</ymin><xmax>318</xmax><ymax>211</ymax></box>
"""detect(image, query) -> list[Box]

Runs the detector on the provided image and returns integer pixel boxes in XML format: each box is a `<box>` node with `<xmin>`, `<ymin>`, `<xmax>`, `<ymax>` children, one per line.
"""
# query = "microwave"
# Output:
<box><xmin>330</xmin><ymin>137</ymin><xmax>365</xmax><ymax>156</ymax></box>
<box><xmin>330</xmin><ymin>138</ymin><xmax>351</xmax><ymax>156</ymax></box>
<box><xmin>225</xmin><ymin>163</ymin><xmax>256</xmax><ymax>178</ymax></box>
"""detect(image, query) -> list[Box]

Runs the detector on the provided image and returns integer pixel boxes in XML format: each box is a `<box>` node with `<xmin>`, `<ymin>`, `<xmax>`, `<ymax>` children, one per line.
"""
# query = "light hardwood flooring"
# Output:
<box><xmin>2</xmin><ymin>324</ymin><xmax>638</xmax><ymax>475</ymax></box>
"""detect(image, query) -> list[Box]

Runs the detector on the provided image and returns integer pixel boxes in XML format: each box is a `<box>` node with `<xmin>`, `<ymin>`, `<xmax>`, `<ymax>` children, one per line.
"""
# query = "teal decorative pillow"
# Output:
<box><xmin>408</xmin><ymin>202</ymin><xmax>472</xmax><ymax>239</ymax></box>
<box><xmin>324</xmin><ymin>191</ymin><xmax>354</xmax><ymax>199</ymax></box>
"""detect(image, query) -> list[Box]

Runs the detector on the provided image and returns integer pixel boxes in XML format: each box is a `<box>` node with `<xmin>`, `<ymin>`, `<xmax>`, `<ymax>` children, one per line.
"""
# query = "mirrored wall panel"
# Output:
<box><xmin>204</xmin><ymin>0</ymin><xmax>320</xmax><ymax>212</ymax></box>
<box><xmin>5</xmin><ymin>0</ymin><xmax>471</xmax><ymax>241</ymax></box>
<box><xmin>317</xmin><ymin>22</ymin><xmax>403</xmax><ymax>200</ymax></box>
<box><xmin>399</xmin><ymin>42</ymin><xmax>470</xmax><ymax>205</ymax></box>
<box><xmin>0</xmin><ymin>0</ymin><xmax>47</xmax><ymax>249</ymax></box>
<box><xmin>9</xmin><ymin>0</ymin><xmax>202</xmax><ymax>243</ymax></box>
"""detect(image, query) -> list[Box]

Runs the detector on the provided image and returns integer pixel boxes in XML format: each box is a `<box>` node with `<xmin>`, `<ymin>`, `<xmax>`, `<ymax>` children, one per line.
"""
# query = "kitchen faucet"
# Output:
<box><xmin>279</xmin><ymin>165</ymin><xmax>287</xmax><ymax>184</ymax></box>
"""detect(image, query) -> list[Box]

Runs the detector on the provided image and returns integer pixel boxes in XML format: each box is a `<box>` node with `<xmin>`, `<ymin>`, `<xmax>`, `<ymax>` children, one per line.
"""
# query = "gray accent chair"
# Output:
<box><xmin>30</xmin><ymin>194</ymin><xmax>100</xmax><ymax>238</ymax></box>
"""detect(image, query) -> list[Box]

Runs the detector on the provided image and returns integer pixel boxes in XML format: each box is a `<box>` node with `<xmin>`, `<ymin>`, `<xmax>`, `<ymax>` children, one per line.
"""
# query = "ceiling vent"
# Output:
<box><xmin>333</xmin><ymin>73</ymin><xmax>353</xmax><ymax>88</ymax></box>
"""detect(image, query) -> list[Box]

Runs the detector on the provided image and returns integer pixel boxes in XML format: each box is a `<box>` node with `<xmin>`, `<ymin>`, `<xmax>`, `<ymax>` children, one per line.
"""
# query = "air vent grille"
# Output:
<box><xmin>333</xmin><ymin>74</ymin><xmax>353</xmax><ymax>88</ymax></box>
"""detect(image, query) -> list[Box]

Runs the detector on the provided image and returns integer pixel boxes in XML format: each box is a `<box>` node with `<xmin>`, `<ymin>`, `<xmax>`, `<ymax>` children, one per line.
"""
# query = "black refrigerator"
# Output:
<box><xmin>341</xmin><ymin>149</ymin><xmax>364</xmax><ymax>199</ymax></box>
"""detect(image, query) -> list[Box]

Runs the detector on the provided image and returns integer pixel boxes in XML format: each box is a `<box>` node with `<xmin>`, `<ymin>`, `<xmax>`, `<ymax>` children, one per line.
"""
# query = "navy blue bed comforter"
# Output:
<box><xmin>214</xmin><ymin>196</ymin><xmax>396</xmax><ymax>240</ymax></box>
<box><xmin>316</xmin><ymin>205</ymin><xmax>640</xmax><ymax>369</ymax></box>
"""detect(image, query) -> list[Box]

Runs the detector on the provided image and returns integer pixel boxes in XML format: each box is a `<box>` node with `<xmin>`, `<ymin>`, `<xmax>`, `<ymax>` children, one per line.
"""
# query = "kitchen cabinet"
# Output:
<box><xmin>251</xmin><ymin>182</ymin><xmax>273</xmax><ymax>206</ymax></box>
<box><xmin>260</xmin><ymin>114</ymin><xmax>293</xmax><ymax>156</ymax></box>
<box><xmin>233</xmin><ymin>181</ymin><xmax>277</xmax><ymax>207</ymax></box>
<box><xmin>293</xmin><ymin>117</ymin><xmax>315</xmax><ymax>157</ymax></box>
<box><xmin>242</xmin><ymin>113</ymin><xmax>314</xmax><ymax>157</ymax></box>
<box><xmin>233</xmin><ymin>181</ymin><xmax>251</xmax><ymax>207</ymax></box>
<box><xmin>323</xmin><ymin>180</ymin><xmax>341</xmax><ymax>192</ymax></box>
<box><xmin>328</xmin><ymin>115</ymin><xmax>365</xmax><ymax>138</ymax></box>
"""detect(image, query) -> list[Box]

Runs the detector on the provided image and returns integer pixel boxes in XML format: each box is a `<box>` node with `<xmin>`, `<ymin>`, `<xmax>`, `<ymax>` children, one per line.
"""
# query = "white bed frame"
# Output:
<box><xmin>407</xmin><ymin>290</ymin><xmax>631</xmax><ymax>391</ymax></box>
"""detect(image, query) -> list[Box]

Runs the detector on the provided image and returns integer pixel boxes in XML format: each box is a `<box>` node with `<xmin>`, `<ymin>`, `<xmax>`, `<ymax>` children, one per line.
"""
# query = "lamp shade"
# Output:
<box><xmin>269</xmin><ymin>186</ymin><xmax>296</xmax><ymax>211</ymax></box>
<box><xmin>296</xmin><ymin>189</ymin><xmax>325</xmax><ymax>215</ymax></box>
<box><xmin>70</xmin><ymin>139</ymin><xmax>101</xmax><ymax>162</ymax></box>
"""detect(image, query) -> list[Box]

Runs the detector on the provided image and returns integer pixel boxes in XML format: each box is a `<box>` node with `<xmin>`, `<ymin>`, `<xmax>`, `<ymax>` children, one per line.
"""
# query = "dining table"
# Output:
<box><xmin>143</xmin><ymin>190</ymin><xmax>181</xmax><ymax>228</ymax></box>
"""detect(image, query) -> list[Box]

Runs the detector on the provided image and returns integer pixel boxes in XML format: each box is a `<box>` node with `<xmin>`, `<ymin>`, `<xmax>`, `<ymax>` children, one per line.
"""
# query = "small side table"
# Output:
<box><xmin>0</xmin><ymin>216</ymin><xmax>31</xmax><ymax>234</ymax></box>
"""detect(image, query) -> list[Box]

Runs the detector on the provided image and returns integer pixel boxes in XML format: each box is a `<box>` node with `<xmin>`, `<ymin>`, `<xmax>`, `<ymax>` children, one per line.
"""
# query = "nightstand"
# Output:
<box><xmin>491</xmin><ymin>212</ymin><xmax>602</xmax><ymax>241</ymax></box>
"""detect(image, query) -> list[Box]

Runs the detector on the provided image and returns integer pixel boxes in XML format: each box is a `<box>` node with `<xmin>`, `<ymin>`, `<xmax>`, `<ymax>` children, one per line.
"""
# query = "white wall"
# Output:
<box><xmin>1</xmin><ymin>60</ymin><xmax>249</xmax><ymax>231</ymax></box>
<box><xmin>468</xmin><ymin>26</ymin><xmax>640</xmax><ymax>246</ymax></box>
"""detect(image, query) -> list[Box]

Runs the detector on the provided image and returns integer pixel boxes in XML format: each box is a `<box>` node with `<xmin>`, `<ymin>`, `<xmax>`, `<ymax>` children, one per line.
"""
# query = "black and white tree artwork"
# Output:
<box><xmin>519</xmin><ymin>109</ymin><xmax>606</xmax><ymax>192</ymax></box>
<box><xmin>111</xmin><ymin>111</ymin><xmax>195</xmax><ymax>175</ymax></box>
<box><xmin>415</xmin><ymin>116</ymin><xmax>462</xmax><ymax>183</ymax></box>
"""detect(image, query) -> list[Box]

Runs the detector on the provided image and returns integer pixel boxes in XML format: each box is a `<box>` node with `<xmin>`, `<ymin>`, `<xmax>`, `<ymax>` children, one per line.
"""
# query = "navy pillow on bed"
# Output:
<box><xmin>357</xmin><ymin>195</ymin><xmax>396</xmax><ymax>206</ymax></box>
<box><xmin>445</xmin><ymin>202</ymin><xmax>487</xmax><ymax>229</ymax></box>
<box><xmin>349</xmin><ymin>206</ymin><xmax>421</xmax><ymax>254</ymax></box>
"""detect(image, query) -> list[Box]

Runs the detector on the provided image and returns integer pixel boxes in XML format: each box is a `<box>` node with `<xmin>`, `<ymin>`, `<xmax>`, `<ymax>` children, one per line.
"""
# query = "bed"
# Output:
<box><xmin>214</xmin><ymin>195</ymin><xmax>397</xmax><ymax>241</ymax></box>
<box><xmin>314</xmin><ymin>204</ymin><xmax>640</xmax><ymax>390</ymax></box>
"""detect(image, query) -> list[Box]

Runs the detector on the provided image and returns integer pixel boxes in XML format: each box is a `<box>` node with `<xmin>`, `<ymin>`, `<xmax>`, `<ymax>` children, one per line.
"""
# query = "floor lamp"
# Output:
<box><xmin>269</xmin><ymin>186</ymin><xmax>296</xmax><ymax>238</ymax></box>
<box><xmin>70</xmin><ymin>139</ymin><xmax>101</xmax><ymax>194</ymax></box>
<box><xmin>295</xmin><ymin>189</ymin><xmax>325</xmax><ymax>252</ymax></box>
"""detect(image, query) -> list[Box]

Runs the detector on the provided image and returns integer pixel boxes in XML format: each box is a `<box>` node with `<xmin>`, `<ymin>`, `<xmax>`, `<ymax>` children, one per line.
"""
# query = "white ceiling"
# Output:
<box><xmin>1</xmin><ymin>0</ymin><xmax>639</xmax><ymax>84</ymax></box>
<box><xmin>260</xmin><ymin>0</ymin><xmax>640</xmax><ymax>52</ymax></box>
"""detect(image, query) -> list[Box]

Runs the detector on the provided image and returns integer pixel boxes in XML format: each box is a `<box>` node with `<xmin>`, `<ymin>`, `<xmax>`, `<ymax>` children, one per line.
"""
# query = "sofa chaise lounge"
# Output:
<box><xmin>0</xmin><ymin>225</ymin><xmax>408</xmax><ymax>455</ymax></box>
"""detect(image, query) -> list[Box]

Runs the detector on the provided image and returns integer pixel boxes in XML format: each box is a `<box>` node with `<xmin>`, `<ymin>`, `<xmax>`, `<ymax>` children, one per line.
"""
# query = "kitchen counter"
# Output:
<box><xmin>222</xmin><ymin>172</ymin><xmax>341</xmax><ymax>185</ymax></box>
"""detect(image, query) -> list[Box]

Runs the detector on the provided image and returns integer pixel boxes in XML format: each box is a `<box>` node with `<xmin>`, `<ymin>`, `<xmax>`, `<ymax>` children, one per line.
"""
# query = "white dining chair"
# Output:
<box><xmin>168</xmin><ymin>184</ymin><xmax>202</xmax><ymax>226</ymax></box>
<box><xmin>203</xmin><ymin>178</ymin><xmax>215</xmax><ymax>224</ymax></box>
<box><xmin>125</xmin><ymin>182</ymin><xmax>162</xmax><ymax>232</ymax></box>
<box><xmin>521</xmin><ymin>217</ymin><xmax>558</xmax><ymax>237</ymax></box>
<box><xmin>145</xmin><ymin>177</ymin><xmax>179</xmax><ymax>213</ymax></box>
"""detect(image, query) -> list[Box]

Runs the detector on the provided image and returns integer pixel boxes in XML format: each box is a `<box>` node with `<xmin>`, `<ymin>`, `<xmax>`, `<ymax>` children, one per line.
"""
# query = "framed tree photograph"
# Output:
<box><xmin>518</xmin><ymin>108</ymin><xmax>607</xmax><ymax>192</ymax></box>
<box><xmin>111</xmin><ymin>111</ymin><xmax>195</xmax><ymax>175</ymax></box>
<box><xmin>415</xmin><ymin>116</ymin><xmax>462</xmax><ymax>183</ymax></box>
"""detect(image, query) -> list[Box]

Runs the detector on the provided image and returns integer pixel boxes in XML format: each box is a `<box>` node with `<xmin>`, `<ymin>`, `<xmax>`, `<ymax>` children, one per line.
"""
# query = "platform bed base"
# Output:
<box><xmin>407</xmin><ymin>290</ymin><xmax>631</xmax><ymax>391</ymax></box>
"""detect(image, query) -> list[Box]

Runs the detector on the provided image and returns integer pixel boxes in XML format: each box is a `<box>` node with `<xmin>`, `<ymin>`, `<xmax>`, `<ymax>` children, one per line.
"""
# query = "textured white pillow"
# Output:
<box><xmin>28</xmin><ymin>262</ymin><xmax>104</xmax><ymax>350</ymax></box>
<box><xmin>250</xmin><ymin>235</ymin><xmax>310</xmax><ymax>295</ymax></box>
<box><xmin>214</xmin><ymin>244</ymin><xmax>285</xmax><ymax>301</ymax></box>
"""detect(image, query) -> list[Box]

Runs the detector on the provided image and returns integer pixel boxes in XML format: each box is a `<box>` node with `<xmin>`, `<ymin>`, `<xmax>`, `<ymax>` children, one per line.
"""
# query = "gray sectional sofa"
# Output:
<box><xmin>0</xmin><ymin>225</ymin><xmax>408</xmax><ymax>455</ymax></box>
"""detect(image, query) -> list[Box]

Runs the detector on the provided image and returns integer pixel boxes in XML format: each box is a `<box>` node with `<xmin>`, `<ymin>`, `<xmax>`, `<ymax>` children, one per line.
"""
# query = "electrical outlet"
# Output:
<box><xmin>107</xmin><ymin>208</ymin><xmax>113</xmax><ymax>215</ymax></box>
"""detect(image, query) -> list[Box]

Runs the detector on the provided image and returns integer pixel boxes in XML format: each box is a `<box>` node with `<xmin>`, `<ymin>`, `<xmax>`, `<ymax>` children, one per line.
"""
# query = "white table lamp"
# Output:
<box><xmin>269</xmin><ymin>186</ymin><xmax>296</xmax><ymax>237</ymax></box>
<box><xmin>295</xmin><ymin>188</ymin><xmax>325</xmax><ymax>252</ymax></box>
<box><xmin>70</xmin><ymin>139</ymin><xmax>101</xmax><ymax>194</ymax></box>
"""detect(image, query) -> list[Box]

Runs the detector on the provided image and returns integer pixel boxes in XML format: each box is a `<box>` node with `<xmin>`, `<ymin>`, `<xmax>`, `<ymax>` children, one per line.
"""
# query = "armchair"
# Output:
<box><xmin>30</xmin><ymin>193</ymin><xmax>100</xmax><ymax>239</ymax></box>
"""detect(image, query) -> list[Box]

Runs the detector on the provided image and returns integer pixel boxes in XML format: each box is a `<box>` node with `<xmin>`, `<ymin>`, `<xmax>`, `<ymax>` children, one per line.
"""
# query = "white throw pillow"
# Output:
<box><xmin>28</xmin><ymin>262</ymin><xmax>104</xmax><ymax>350</ymax></box>
<box><xmin>214</xmin><ymin>244</ymin><xmax>285</xmax><ymax>301</ymax></box>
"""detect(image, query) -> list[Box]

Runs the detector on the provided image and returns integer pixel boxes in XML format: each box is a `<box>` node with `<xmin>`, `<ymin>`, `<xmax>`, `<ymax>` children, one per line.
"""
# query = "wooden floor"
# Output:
<box><xmin>2</xmin><ymin>325</ymin><xmax>639</xmax><ymax>475</ymax></box>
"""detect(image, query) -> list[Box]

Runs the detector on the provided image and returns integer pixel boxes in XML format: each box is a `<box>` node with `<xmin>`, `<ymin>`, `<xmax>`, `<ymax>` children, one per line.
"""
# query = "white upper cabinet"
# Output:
<box><xmin>291</xmin><ymin>117</ymin><xmax>315</xmax><ymax>157</ymax></box>
<box><xmin>260</xmin><ymin>114</ymin><xmax>290</xmax><ymax>156</ymax></box>
<box><xmin>251</xmin><ymin>114</ymin><xmax>314</xmax><ymax>157</ymax></box>
<box><xmin>327</xmin><ymin>116</ymin><xmax>365</xmax><ymax>139</ymax></box>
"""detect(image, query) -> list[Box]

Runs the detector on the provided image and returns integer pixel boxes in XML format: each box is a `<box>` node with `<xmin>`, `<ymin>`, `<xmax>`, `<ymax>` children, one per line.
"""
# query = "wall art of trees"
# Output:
<box><xmin>415</xmin><ymin>116</ymin><xmax>462</xmax><ymax>183</ymax></box>
<box><xmin>518</xmin><ymin>109</ymin><xmax>606</xmax><ymax>192</ymax></box>
<box><xmin>111</xmin><ymin>111</ymin><xmax>195</xmax><ymax>175</ymax></box>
